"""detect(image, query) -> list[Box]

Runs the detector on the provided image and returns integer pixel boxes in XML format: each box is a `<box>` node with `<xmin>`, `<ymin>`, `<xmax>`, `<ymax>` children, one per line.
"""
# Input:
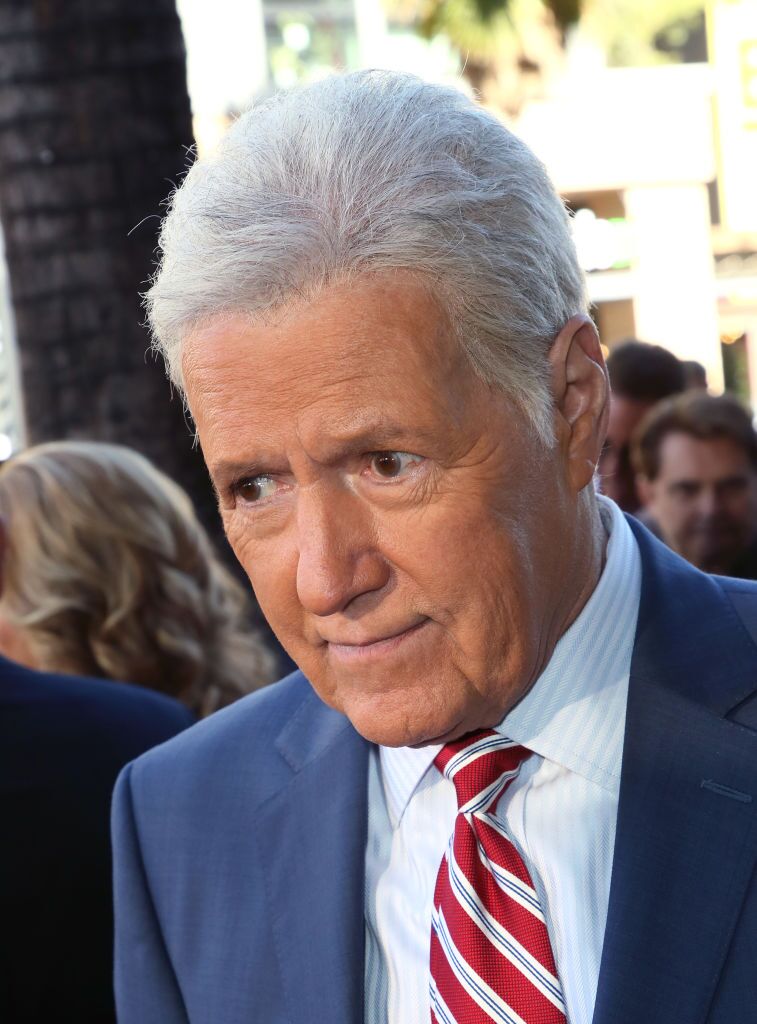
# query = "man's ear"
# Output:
<box><xmin>549</xmin><ymin>314</ymin><xmax>609</xmax><ymax>493</ymax></box>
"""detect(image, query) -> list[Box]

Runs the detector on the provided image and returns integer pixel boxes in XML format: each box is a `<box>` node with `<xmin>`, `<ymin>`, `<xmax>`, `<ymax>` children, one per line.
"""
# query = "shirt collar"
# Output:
<box><xmin>379</xmin><ymin>496</ymin><xmax>641</xmax><ymax>826</ymax></box>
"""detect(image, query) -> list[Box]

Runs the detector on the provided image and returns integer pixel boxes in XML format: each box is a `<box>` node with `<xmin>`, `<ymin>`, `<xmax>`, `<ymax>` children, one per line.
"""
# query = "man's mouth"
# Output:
<box><xmin>325</xmin><ymin>618</ymin><xmax>430</xmax><ymax>662</ymax></box>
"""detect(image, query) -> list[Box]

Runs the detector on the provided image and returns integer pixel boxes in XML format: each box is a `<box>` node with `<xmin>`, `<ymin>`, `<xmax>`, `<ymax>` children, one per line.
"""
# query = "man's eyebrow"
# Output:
<box><xmin>209</xmin><ymin>422</ymin><xmax>438</xmax><ymax>479</ymax></box>
<box><xmin>717</xmin><ymin>474</ymin><xmax>750</xmax><ymax>486</ymax></box>
<box><xmin>209</xmin><ymin>459</ymin><xmax>269</xmax><ymax>485</ymax></box>
<box><xmin>316</xmin><ymin>420</ymin><xmax>437</xmax><ymax>453</ymax></box>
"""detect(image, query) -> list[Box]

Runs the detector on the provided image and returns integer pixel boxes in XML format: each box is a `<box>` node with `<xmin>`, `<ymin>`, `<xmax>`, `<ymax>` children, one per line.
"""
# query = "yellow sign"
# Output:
<box><xmin>710</xmin><ymin>0</ymin><xmax>757</xmax><ymax>230</ymax></box>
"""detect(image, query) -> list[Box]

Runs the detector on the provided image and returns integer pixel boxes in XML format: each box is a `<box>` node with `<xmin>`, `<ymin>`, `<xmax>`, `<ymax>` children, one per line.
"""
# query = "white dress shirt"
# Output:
<box><xmin>364</xmin><ymin>496</ymin><xmax>641</xmax><ymax>1024</ymax></box>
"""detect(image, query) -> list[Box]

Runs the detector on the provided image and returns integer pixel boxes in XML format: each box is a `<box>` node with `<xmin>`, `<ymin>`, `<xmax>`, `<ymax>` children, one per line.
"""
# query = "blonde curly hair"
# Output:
<box><xmin>0</xmin><ymin>440</ymin><xmax>276</xmax><ymax>715</ymax></box>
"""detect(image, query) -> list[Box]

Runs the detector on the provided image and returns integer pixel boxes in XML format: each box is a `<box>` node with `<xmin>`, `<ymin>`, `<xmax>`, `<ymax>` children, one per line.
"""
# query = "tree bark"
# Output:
<box><xmin>0</xmin><ymin>0</ymin><xmax>221</xmax><ymax>539</ymax></box>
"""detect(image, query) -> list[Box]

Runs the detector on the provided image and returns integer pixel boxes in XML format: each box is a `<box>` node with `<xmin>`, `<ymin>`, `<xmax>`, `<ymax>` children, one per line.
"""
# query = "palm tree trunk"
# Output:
<box><xmin>0</xmin><ymin>0</ymin><xmax>290</xmax><ymax>667</ymax></box>
<box><xmin>0</xmin><ymin>0</ymin><xmax>220</xmax><ymax>535</ymax></box>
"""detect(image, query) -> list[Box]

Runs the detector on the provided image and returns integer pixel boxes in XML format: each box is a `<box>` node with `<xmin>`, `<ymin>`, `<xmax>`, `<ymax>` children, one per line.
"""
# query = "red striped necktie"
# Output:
<box><xmin>429</xmin><ymin>729</ymin><xmax>567</xmax><ymax>1024</ymax></box>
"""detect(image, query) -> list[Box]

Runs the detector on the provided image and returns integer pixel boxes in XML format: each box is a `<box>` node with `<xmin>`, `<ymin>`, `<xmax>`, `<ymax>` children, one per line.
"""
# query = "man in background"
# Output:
<box><xmin>600</xmin><ymin>340</ymin><xmax>685</xmax><ymax>511</ymax></box>
<box><xmin>633</xmin><ymin>391</ymin><xmax>757</xmax><ymax>577</ymax></box>
<box><xmin>0</xmin><ymin>654</ymin><xmax>193</xmax><ymax>1022</ymax></box>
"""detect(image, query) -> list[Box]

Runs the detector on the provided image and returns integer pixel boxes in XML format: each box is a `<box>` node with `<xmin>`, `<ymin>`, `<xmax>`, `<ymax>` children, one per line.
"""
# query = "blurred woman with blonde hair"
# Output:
<box><xmin>0</xmin><ymin>440</ymin><xmax>274</xmax><ymax>716</ymax></box>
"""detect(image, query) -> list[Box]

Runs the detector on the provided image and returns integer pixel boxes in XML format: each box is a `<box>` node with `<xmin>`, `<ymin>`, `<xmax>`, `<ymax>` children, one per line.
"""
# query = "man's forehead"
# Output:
<box><xmin>181</xmin><ymin>278</ymin><xmax>476</xmax><ymax>430</ymax></box>
<box><xmin>180</xmin><ymin>300</ymin><xmax>494</xmax><ymax>478</ymax></box>
<box><xmin>185</xmin><ymin>276</ymin><xmax>452</xmax><ymax>365</ymax></box>
<box><xmin>184</xmin><ymin>328</ymin><xmax>451</xmax><ymax>422</ymax></box>
<box><xmin>659</xmin><ymin>431</ymin><xmax>753</xmax><ymax>476</ymax></box>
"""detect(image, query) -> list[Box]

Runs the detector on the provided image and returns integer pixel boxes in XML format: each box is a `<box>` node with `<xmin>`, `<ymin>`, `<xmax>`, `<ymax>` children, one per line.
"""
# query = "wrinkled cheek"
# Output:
<box><xmin>228</xmin><ymin>542</ymin><xmax>300</xmax><ymax>646</ymax></box>
<box><xmin>252</xmin><ymin>574</ymin><xmax>302</xmax><ymax>640</ymax></box>
<box><xmin>220</xmin><ymin>515</ymin><xmax>250</xmax><ymax>567</ymax></box>
<box><xmin>448</xmin><ymin>589</ymin><xmax>523</xmax><ymax>683</ymax></box>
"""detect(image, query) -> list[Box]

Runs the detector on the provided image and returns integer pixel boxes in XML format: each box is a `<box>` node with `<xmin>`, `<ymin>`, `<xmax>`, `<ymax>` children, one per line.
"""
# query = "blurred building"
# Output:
<box><xmin>177</xmin><ymin>0</ymin><xmax>459</xmax><ymax>153</ymax></box>
<box><xmin>515</xmin><ymin>0</ymin><xmax>757</xmax><ymax>399</ymax></box>
<box><xmin>176</xmin><ymin>0</ymin><xmax>757</xmax><ymax>406</ymax></box>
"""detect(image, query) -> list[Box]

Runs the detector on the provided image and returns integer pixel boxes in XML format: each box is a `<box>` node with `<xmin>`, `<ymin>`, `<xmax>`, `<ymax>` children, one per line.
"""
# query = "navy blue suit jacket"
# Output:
<box><xmin>112</xmin><ymin>522</ymin><xmax>757</xmax><ymax>1023</ymax></box>
<box><xmin>0</xmin><ymin>658</ymin><xmax>194</xmax><ymax>1023</ymax></box>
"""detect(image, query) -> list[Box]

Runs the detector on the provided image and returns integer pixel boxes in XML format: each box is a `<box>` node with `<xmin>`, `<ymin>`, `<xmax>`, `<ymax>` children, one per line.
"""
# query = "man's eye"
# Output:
<box><xmin>672</xmin><ymin>482</ymin><xmax>699</xmax><ymax>500</ymax></box>
<box><xmin>235</xmin><ymin>475</ymin><xmax>278</xmax><ymax>503</ymax></box>
<box><xmin>368</xmin><ymin>451</ymin><xmax>423</xmax><ymax>480</ymax></box>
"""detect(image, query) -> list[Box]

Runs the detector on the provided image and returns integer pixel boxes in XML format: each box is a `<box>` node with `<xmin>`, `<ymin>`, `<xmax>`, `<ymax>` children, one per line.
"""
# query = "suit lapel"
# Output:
<box><xmin>256</xmin><ymin>687</ymin><xmax>370</xmax><ymax>1024</ymax></box>
<box><xmin>593</xmin><ymin>681</ymin><xmax>757</xmax><ymax>1024</ymax></box>
<box><xmin>593</xmin><ymin>523</ymin><xmax>757</xmax><ymax>1024</ymax></box>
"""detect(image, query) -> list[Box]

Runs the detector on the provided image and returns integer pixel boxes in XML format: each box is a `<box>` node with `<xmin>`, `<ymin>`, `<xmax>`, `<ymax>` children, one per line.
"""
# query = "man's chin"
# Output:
<box><xmin>337</xmin><ymin>690</ymin><xmax>483</xmax><ymax>748</ymax></box>
<box><xmin>331</xmin><ymin>692</ymin><xmax>461</xmax><ymax>749</ymax></box>
<box><xmin>301</xmin><ymin>652</ymin><xmax>507</xmax><ymax>747</ymax></box>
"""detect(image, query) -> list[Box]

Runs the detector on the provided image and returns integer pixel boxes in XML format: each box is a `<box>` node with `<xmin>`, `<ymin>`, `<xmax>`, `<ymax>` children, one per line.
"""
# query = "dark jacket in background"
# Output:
<box><xmin>0</xmin><ymin>656</ymin><xmax>194</xmax><ymax>1023</ymax></box>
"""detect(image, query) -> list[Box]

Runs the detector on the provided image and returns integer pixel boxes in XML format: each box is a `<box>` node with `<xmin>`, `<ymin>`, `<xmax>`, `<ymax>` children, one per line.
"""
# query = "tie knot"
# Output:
<box><xmin>434</xmin><ymin>729</ymin><xmax>531</xmax><ymax>814</ymax></box>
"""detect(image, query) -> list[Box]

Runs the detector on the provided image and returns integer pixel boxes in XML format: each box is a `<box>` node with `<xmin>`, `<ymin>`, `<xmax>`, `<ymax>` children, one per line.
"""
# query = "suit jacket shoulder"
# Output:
<box><xmin>123</xmin><ymin>669</ymin><xmax>343</xmax><ymax>817</ymax></box>
<box><xmin>712</xmin><ymin>575</ymin><xmax>757</xmax><ymax>730</ymax></box>
<box><xmin>113</xmin><ymin>670</ymin><xmax>368</xmax><ymax>1024</ymax></box>
<box><xmin>627</xmin><ymin>516</ymin><xmax>757</xmax><ymax>720</ymax></box>
<box><xmin>595</xmin><ymin>519</ymin><xmax>757</xmax><ymax>1024</ymax></box>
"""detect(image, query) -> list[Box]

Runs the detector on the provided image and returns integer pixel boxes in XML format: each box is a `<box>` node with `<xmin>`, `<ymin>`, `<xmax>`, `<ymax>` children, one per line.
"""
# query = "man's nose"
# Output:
<box><xmin>295</xmin><ymin>486</ymin><xmax>389</xmax><ymax>616</ymax></box>
<box><xmin>697</xmin><ymin>487</ymin><xmax>721</xmax><ymax>519</ymax></box>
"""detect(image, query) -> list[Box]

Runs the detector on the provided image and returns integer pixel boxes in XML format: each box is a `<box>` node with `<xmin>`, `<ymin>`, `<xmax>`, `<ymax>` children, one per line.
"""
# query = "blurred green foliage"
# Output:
<box><xmin>400</xmin><ymin>0</ymin><xmax>705</xmax><ymax>71</ymax></box>
<box><xmin>581</xmin><ymin>0</ymin><xmax>706</xmax><ymax>67</ymax></box>
<box><xmin>412</xmin><ymin>0</ymin><xmax>574</xmax><ymax>60</ymax></box>
<box><xmin>467</xmin><ymin>0</ymin><xmax>580</xmax><ymax>30</ymax></box>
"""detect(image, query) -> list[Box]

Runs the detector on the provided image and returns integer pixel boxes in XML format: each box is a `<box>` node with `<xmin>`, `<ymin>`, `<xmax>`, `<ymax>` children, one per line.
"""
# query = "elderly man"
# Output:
<box><xmin>113</xmin><ymin>72</ymin><xmax>757</xmax><ymax>1024</ymax></box>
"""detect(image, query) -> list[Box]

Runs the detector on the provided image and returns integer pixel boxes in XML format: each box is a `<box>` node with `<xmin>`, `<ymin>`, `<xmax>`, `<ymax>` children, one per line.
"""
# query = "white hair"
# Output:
<box><xmin>146</xmin><ymin>70</ymin><xmax>588</xmax><ymax>441</ymax></box>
